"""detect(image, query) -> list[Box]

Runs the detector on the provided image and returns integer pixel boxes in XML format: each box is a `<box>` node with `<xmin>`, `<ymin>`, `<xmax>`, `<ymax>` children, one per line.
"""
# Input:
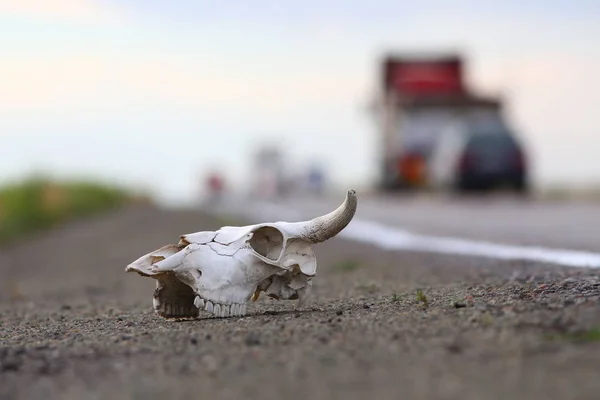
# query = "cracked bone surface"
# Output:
<box><xmin>125</xmin><ymin>190</ymin><xmax>357</xmax><ymax>318</ymax></box>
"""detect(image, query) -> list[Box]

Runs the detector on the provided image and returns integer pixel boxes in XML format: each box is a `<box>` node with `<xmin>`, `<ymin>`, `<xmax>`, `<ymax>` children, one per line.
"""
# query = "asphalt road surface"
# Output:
<box><xmin>1</xmin><ymin>197</ymin><xmax>600</xmax><ymax>400</ymax></box>
<box><xmin>231</xmin><ymin>192</ymin><xmax>600</xmax><ymax>252</ymax></box>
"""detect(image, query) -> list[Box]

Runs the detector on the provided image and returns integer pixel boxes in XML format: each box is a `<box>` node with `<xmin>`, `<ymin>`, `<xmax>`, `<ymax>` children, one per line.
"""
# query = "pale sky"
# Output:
<box><xmin>1</xmin><ymin>1</ymin><xmax>599</xmax><ymax>204</ymax></box>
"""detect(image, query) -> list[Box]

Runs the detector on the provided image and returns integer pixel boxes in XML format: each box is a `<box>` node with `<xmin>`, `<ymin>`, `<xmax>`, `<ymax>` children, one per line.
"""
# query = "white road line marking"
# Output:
<box><xmin>342</xmin><ymin>219</ymin><xmax>600</xmax><ymax>268</ymax></box>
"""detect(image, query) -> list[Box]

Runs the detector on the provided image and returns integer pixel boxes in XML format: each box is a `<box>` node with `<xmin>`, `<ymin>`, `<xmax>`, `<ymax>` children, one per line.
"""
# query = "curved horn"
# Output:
<box><xmin>300</xmin><ymin>190</ymin><xmax>357</xmax><ymax>243</ymax></box>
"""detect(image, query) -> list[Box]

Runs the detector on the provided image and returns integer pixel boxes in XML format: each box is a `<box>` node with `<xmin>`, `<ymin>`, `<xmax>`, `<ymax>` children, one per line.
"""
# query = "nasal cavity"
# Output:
<box><xmin>249</xmin><ymin>226</ymin><xmax>284</xmax><ymax>260</ymax></box>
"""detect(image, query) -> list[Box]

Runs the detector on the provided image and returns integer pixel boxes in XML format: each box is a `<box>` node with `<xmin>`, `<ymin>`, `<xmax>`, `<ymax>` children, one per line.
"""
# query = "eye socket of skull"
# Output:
<box><xmin>248</xmin><ymin>226</ymin><xmax>285</xmax><ymax>261</ymax></box>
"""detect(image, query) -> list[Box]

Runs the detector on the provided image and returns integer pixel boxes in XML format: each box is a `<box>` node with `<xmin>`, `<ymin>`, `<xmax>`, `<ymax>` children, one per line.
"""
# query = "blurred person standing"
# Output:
<box><xmin>306</xmin><ymin>164</ymin><xmax>326</xmax><ymax>196</ymax></box>
<box><xmin>205</xmin><ymin>171</ymin><xmax>226</xmax><ymax>205</ymax></box>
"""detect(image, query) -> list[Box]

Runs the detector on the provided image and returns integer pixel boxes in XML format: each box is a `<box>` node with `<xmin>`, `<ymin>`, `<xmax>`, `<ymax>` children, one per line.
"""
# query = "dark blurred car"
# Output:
<box><xmin>429</xmin><ymin>120</ymin><xmax>528</xmax><ymax>193</ymax></box>
<box><xmin>458</xmin><ymin>133</ymin><xmax>527</xmax><ymax>191</ymax></box>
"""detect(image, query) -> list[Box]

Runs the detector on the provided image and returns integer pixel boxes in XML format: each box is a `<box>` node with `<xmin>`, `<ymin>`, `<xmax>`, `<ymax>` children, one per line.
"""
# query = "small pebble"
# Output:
<box><xmin>245</xmin><ymin>333</ymin><xmax>261</xmax><ymax>346</ymax></box>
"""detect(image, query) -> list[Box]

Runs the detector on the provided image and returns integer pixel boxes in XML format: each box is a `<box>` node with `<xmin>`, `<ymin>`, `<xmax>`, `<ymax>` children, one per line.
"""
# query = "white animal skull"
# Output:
<box><xmin>125</xmin><ymin>190</ymin><xmax>357</xmax><ymax>318</ymax></box>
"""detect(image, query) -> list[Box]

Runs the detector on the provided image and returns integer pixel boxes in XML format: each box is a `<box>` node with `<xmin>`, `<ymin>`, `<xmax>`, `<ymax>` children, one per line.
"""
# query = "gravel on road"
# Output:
<box><xmin>1</xmin><ymin>205</ymin><xmax>600</xmax><ymax>400</ymax></box>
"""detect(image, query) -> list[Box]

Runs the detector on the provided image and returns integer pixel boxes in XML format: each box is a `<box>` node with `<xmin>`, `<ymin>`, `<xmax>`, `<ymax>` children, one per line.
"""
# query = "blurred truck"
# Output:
<box><xmin>373</xmin><ymin>53</ymin><xmax>525</xmax><ymax>192</ymax></box>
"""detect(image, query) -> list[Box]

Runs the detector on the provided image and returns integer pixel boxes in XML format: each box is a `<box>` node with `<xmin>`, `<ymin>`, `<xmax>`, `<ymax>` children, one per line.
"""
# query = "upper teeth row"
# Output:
<box><xmin>194</xmin><ymin>296</ymin><xmax>247</xmax><ymax>318</ymax></box>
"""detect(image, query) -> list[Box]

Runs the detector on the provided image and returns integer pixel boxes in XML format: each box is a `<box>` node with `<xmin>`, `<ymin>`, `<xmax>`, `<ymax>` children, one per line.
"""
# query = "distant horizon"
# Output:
<box><xmin>2</xmin><ymin>1</ymin><xmax>599</xmax><ymax>205</ymax></box>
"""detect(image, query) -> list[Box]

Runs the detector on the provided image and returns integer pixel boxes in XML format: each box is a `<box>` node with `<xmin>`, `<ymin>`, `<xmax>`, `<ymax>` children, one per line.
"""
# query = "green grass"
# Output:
<box><xmin>415</xmin><ymin>289</ymin><xmax>429</xmax><ymax>308</ymax></box>
<box><xmin>545</xmin><ymin>328</ymin><xmax>600</xmax><ymax>343</ymax></box>
<box><xmin>333</xmin><ymin>259</ymin><xmax>361</xmax><ymax>272</ymax></box>
<box><xmin>539</xmin><ymin>185</ymin><xmax>600</xmax><ymax>202</ymax></box>
<box><xmin>214</xmin><ymin>214</ymin><xmax>242</xmax><ymax>227</ymax></box>
<box><xmin>0</xmin><ymin>176</ymin><xmax>149</xmax><ymax>244</ymax></box>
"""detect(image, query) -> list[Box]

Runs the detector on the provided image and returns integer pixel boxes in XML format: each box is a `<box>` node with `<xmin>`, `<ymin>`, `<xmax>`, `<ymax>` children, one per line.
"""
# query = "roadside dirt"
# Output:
<box><xmin>1</xmin><ymin>205</ymin><xmax>600</xmax><ymax>400</ymax></box>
